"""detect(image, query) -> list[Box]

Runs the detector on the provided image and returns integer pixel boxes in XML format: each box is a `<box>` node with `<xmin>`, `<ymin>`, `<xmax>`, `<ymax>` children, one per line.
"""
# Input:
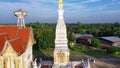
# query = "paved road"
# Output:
<box><xmin>95</xmin><ymin>57</ymin><xmax>120</xmax><ymax>68</ymax></box>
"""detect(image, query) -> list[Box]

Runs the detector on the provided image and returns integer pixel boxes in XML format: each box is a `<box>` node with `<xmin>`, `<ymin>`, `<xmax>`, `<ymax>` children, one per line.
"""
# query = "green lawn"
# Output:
<box><xmin>40</xmin><ymin>49</ymin><xmax>53</xmax><ymax>56</ymax></box>
<box><xmin>33</xmin><ymin>47</ymin><xmax>84</xmax><ymax>56</ymax></box>
<box><xmin>83</xmin><ymin>49</ymin><xmax>108</xmax><ymax>56</ymax></box>
<box><xmin>112</xmin><ymin>52</ymin><xmax>120</xmax><ymax>58</ymax></box>
<box><xmin>70</xmin><ymin>46</ymin><xmax>85</xmax><ymax>56</ymax></box>
<box><xmin>70</xmin><ymin>45</ymin><xmax>108</xmax><ymax>56</ymax></box>
<box><xmin>33</xmin><ymin>48</ymin><xmax>54</xmax><ymax>56</ymax></box>
<box><xmin>33</xmin><ymin>45</ymin><xmax>120</xmax><ymax>58</ymax></box>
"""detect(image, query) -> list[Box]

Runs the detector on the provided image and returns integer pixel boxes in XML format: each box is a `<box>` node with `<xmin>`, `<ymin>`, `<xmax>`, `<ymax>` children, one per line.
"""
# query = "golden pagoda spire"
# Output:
<box><xmin>59</xmin><ymin>0</ymin><xmax>63</xmax><ymax>8</ymax></box>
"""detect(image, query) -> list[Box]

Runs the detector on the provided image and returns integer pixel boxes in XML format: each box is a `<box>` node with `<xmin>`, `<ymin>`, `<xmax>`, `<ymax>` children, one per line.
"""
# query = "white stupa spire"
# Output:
<box><xmin>53</xmin><ymin>0</ymin><xmax>70</xmax><ymax>66</ymax></box>
<box><xmin>55</xmin><ymin>0</ymin><xmax>68</xmax><ymax>47</ymax></box>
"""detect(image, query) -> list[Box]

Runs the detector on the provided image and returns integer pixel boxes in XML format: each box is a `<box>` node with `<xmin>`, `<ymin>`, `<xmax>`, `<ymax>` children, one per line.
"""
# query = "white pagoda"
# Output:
<box><xmin>53</xmin><ymin>0</ymin><xmax>70</xmax><ymax>67</ymax></box>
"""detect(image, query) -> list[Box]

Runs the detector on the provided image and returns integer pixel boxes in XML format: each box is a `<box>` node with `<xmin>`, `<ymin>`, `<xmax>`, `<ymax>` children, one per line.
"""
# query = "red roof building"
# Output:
<box><xmin>0</xmin><ymin>26</ymin><xmax>35</xmax><ymax>55</ymax></box>
<box><xmin>0</xmin><ymin>26</ymin><xmax>35</xmax><ymax>68</ymax></box>
<box><xmin>76</xmin><ymin>36</ymin><xmax>93</xmax><ymax>45</ymax></box>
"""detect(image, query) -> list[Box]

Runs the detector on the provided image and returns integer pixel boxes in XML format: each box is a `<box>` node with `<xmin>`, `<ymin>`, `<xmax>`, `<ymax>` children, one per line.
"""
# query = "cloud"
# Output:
<box><xmin>80</xmin><ymin>0</ymin><xmax>101</xmax><ymax>4</ymax></box>
<box><xmin>0</xmin><ymin>1</ymin><xmax>57</xmax><ymax>23</ymax></box>
<box><xmin>102</xmin><ymin>10</ymin><xmax>120</xmax><ymax>14</ymax></box>
<box><xmin>63</xmin><ymin>0</ymin><xmax>103</xmax><ymax>14</ymax></box>
<box><xmin>0</xmin><ymin>0</ymin><xmax>120</xmax><ymax>23</ymax></box>
<box><xmin>112</xmin><ymin>0</ymin><xmax>118</xmax><ymax>1</ymax></box>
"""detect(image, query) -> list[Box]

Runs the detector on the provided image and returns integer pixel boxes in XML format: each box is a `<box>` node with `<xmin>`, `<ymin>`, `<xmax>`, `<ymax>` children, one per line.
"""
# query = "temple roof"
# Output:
<box><xmin>0</xmin><ymin>26</ymin><xmax>34</xmax><ymax>55</ymax></box>
<box><xmin>0</xmin><ymin>33</ymin><xmax>8</xmax><ymax>52</ymax></box>
<box><xmin>0</xmin><ymin>26</ymin><xmax>18</xmax><ymax>40</ymax></box>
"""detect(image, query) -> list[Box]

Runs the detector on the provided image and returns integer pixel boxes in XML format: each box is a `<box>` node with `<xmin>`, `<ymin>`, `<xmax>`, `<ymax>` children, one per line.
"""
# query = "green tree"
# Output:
<box><xmin>38</xmin><ymin>29</ymin><xmax>55</xmax><ymax>49</ymax></box>
<box><xmin>28</xmin><ymin>22</ymin><xmax>55</xmax><ymax>49</ymax></box>
<box><xmin>91</xmin><ymin>38</ymin><xmax>100</xmax><ymax>48</ymax></box>
<box><xmin>75</xmin><ymin>22</ymin><xmax>86</xmax><ymax>34</ymax></box>
<box><xmin>67</xmin><ymin>33</ymin><xmax>76</xmax><ymax>48</ymax></box>
<box><xmin>113</xmin><ymin>27</ymin><xmax>120</xmax><ymax>37</ymax></box>
<box><xmin>68</xmin><ymin>34</ymin><xmax>76</xmax><ymax>42</ymax></box>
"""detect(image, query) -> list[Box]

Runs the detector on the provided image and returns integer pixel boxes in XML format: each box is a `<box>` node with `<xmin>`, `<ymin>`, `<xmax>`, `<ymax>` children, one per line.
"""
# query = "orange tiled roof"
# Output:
<box><xmin>0</xmin><ymin>26</ymin><xmax>31</xmax><ymax>55</ymax></box>
<box><xmin>0</xmin><ymin>26</ymin><xmax>18</xmax><ymax>40</ymax></box>
<box><xmin>0</xmin><ymin>33</ymin><xmax>8</xmax><ymax>52</ymax></box>
<box><xmin>10</xmin><ymin>38</ymin><xmax>26</xmax><ymax>55</ymax></box>
<box><xmin>17</xmin><ymin>28</ymin><xmax>30</xmax><ymax>45</ymax></box>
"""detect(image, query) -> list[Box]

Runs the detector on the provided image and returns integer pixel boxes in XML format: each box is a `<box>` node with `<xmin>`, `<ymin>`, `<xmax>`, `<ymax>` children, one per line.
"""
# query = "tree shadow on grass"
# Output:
<box><xmin>33</xmin><ymin>45</ymin><xmax>53</xmax><ymax>61</ymax></box>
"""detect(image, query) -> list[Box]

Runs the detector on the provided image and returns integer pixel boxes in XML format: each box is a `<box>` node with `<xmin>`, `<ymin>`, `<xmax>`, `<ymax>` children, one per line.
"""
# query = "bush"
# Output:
<box><xmin>106</xmin><ymin>47</ymin><xmax>120</xmax><ymax>54</ymax></box>
<box><xmin>69</xmin><ymin>44</ymin><xmax>76</xmax><ymax>50</ymax></box>
<box><xmin>68</xmin><ymin>34</ymin><xmax>76</xmax><ymax>42</ymax></box>
<box><xmin>91</xmin><ymin>38</ymin><xmax>100</xmax><ymax>48</ymax></box>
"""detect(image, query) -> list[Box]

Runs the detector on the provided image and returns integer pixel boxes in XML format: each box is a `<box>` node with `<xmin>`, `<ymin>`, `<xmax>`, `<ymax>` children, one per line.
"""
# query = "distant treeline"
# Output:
<box><xmin>66</xmin><ymin>22</ymin><xmax>120</xmax><ymax>37</ymax></box>
<box><xmin>26</xmin><ymin>22</ymin><xmax>120</xmax><ymax>49</ymax></box>
<box><xmin>1</xmin><ymin>22</ymin><xmax>120</xmax><ymax>49</ymax></box>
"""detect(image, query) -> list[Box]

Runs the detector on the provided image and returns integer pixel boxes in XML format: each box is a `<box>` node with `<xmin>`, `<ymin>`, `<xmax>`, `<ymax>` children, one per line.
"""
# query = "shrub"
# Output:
<box><xmin>106</xmin><ymin>47</ymin><xmax>120</xmax><ymax>54</ymax></box>
<box><xmin>91</xmin><ymin>38</ymin><xmax>100</xmax><ymax>48</ymax></box>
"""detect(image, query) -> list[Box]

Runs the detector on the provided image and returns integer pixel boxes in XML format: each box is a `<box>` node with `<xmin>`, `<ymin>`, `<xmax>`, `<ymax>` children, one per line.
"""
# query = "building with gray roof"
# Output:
<box><xmin>99</xmin><ymin>36</ymin><xmax>120</xmax><ymax>47</ymax></box>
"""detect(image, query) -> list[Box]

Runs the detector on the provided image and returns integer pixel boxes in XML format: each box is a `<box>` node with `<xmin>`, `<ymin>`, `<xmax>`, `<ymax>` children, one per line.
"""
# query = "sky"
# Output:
<box><xmin>0</xmin><ymin>0</ymin><xmax>120</xmax><ymax>24</ymax></box>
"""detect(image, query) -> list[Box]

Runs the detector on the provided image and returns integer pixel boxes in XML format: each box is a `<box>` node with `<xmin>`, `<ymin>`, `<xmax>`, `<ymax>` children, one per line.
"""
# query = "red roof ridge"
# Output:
<box><xmin>17</xmin><ymin>28</ymin><xmax>30</xmax><ymax>45</ymax></box>
<box><xmin>0</xmin><ymin>33</ymin><xmax>9</xmax><ymax>53</ymax></box>
<box><xmin>10</xmin><ymin>38</ymin><xmax>26</xmax><ymax>55</ymax></box>
<box><xmin>0</xmin><ymin>32</ymin><xmax>8</xmax><ymax>36</ymax></box>
<box><xmin>0</xmin><ymin>33</ymin><xmax>9</xmax><ymax>40</ymax></box>
<box><xmin>10</xmin><ymin>38</ymin><xmax>22</xmax><ymax>42</ymax></box>
<box><xmin>14</xmin><ymin>28</ymin><xmax>19</xmax><ymax>39</ymax></box>
<box><xmin>0</xmin><ymin>26</ymin><xmax>18</xmax><ymax>40</ymax></box>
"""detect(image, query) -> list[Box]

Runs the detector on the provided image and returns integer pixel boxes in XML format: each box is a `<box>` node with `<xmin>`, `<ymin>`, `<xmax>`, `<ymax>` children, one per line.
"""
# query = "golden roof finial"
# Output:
<box><xmin>59</xmin><ymin>0</ymin><xmax>63</xmax><ymax>8</ymax></box>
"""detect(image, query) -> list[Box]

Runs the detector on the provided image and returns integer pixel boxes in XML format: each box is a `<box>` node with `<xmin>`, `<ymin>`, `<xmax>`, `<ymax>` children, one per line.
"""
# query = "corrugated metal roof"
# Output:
<box><xmin>80</xmin><ymin>34</ymin><xmax>93</xmax><ymax>37</ymax></box>
<box><xmin>74</xmin><ymin>34</ymin><xmax>81</xmax><ymax>38</ymax></box>
<box><xmin>74</xmin><ymin>34</ymin><xmax>93</xmax><ymax>38</ymax></box>
<box><xmin>100</xmin><ymin>36</ymin><xmax>120</xmax><ymax>42</ymax></box>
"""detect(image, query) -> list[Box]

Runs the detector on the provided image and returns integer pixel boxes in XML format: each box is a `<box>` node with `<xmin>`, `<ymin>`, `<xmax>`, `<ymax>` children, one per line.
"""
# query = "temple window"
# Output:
<box><xmin>14</xmin><ymin>59</ymin><xmax>19</xmax><ymax>68</ymax></box>
<box><xmin>4</xmin><ymin>58</ymin><xmax>8</xmax><ymax>68</ymax></box>
<box><xmin>0</xmin><ymin>59</ymin><xmax>2</xmax><ymax>68</ymax></box>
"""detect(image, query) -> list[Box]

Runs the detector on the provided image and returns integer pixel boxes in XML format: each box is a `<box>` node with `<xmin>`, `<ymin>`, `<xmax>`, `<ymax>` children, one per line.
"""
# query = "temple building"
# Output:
<box><xmin>0</xmin><ymin>9</ymin><xmax>35</xmax><ymax>68</ymax></box>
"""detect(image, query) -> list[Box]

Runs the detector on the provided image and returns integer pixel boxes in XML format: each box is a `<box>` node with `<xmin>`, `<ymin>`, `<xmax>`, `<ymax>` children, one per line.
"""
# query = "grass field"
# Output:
<box><xmin>33</xmin><ymin>45</ymin><xmax>120</xmax><ymax>68</ymax></box>
<box><xmin>33</xmin><ymin>45</ymin><xmax>114</xmax><ymax>57</ymax></box>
